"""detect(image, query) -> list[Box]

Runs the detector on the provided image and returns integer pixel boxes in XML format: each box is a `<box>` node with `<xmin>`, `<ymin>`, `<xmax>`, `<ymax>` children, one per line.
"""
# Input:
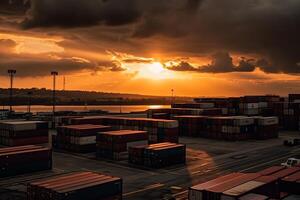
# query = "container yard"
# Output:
<box><xmin>0</xmin><ymin>94</ymin><xmax>300</xmax><ymax>200</ymax></box>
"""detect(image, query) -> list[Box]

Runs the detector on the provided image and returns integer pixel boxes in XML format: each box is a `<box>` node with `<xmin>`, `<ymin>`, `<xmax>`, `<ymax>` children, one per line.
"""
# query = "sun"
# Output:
<box><xmin>127</xmin><ymin>62</ymin><xmax>174</xmax><ymax>80</ymax></box>
<box><xmin>148</xmin><ymin>62</ymin><xmax>165</xmax><ymax>74</ymax></box>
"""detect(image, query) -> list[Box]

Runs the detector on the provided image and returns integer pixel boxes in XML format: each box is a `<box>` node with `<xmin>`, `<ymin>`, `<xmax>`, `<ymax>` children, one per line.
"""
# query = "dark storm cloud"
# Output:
<box><xmin>0</xmin><ymin>54</ymin><xmax>125</xmax><ymax>77</ymax></box>
<box><xmin>0</xmin><ymin>37</ymin><xmax>124</xmax><ymax>76</ymax></box>
<box><xmin>134</xmin><ymin>0</ymin><xmax>300</xmax><ymax>74</ymax></box>
<box><xmin>166</xmin><ymin>52</ymin><xmax>256</xmax><ymax>73</ymax></box>
<box><xmin>1</xmin><ymin>0</ymin><xmax>299</xmax><ymax>75</ymax></box>
<box><xmin>21</xmin><ymin>0</ymin><xmax>141</xmax><ymax>28</ymax></box>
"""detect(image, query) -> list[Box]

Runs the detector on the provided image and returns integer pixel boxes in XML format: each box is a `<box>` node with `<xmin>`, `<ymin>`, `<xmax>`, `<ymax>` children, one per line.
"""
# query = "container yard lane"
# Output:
<box><xmin>0</xmin><ymin>131</ymin><xmax>299</xmax><ymax>200</ymax></box>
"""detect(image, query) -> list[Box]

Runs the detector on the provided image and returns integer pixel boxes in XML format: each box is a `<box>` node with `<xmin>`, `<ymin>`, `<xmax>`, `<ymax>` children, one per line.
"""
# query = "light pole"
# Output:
<box><xmin>51</xmin><ymin>71</ymin><xmax>58</xmax><ymax>128</ymax></box>
<box><xmin>7</xmin><ymin>69</ymin><xmax>16</xmax><ymax>113</ymax></box>
<box><xmin>27</xmin><ymin>91</ymin><xmax>32</xmax><ymax>113</ymax></box>
<box><xmin>171</xmin><ymin>89</ymin><xmax>174</xmax><ymax>105</ymax></box>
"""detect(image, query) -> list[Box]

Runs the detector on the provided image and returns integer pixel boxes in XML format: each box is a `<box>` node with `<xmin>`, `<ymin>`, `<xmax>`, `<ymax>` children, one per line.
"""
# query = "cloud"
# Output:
<box><xmin>0</xmin><ymin>39</ymin><xmax>17</xmax><ymax>50</ymax></box>
<box><xmin>0</xmin><ymin>40</ymin><xmax>125</xmax><ymax>77</ymax></box>
<box><xmin>21</xmin><ymin>0</ymin><xmax>141</xmax><ymax>28</ymax></box>
<box><xmin>0</xmin><ymin>0</ymin><xmax>300</xmax><ymax>75</ymax></box>
<box><xmin>166</xmin><ymin>52</ymin><xmax>256</xmax><ymax>73</ymax></box>
<box><xmin>133</xmin><ymin>0</ymin><xmax>300</xmax><ymax>74</ymax></box>
<box><xmin>165</xmin><ymin>61</ymin><xmax>197</xmax><ymax>72</ymax></box>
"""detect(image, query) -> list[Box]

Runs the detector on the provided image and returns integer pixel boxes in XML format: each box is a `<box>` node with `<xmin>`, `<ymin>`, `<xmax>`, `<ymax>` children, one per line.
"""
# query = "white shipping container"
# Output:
<box><xmin>222</xmin><ymin>126</ymin><xmax>228</xmax><ymax>133</ymax></box>
<box><xmin>233</xmin><ymin>117</ymin><xmax>254</xmax><ymax>126</ymax></box>
<box><xmin>74</xmin><ymin>136</ymin><xmax>96</xmax><ymax>145</ymax></box>
<box><xmin>258</xmin><ymin>117</ymin><xmax>279</xmax><ymax>126</ymax></box>
<box><xmin>243</xmin><ymin>108</ymin><xmax>259</xmax><ymax>115</ymax></box>
<box><xmin>258</xmin><ymin>102</ymin><xmax>268</xmax><ymax>108</ymax></box>
<box><xmin>239</xmin><ymin>103</ymin><xmax>259</xmax><ymax>109</ymax></box>
<box><xmin>222</xmin><ymin>108</ymin><xmax>228</xmax><ymax>115</ymax></box>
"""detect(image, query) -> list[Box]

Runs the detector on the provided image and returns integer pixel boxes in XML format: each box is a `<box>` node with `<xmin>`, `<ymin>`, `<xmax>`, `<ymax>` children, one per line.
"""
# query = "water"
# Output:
<box><xmin>9</xmin><ymin>105</ymin><xmax>170</xmax><ymax>113</ymax></box>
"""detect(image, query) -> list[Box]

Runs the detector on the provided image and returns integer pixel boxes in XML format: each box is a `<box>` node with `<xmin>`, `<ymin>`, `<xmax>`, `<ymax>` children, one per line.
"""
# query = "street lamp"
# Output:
<box><xmin>27</xmin><ymin>91</ymin><xmax>32</xmax><ymax>113</ymax></box>
<box><xmin>7</xmin><ymin>69</ymin><xmax>16</xmax><ymax>113</ymax></box>
<box><xmin>51</xmin><ymin>71</ymin><xmax>58</xmax><ymax>128</ymax></box>
<box><xmin>171</xmin><ymin>89</ymin><xmax>175</xmax><ymax>105</ymax></box>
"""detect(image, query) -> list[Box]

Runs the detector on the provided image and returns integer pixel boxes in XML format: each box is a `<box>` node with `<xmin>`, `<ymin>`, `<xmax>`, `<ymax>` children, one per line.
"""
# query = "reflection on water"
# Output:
<box><xmin>10</xmin><ymin>105</ymin><xmax>170</xmax><ymax>113</ymax></box>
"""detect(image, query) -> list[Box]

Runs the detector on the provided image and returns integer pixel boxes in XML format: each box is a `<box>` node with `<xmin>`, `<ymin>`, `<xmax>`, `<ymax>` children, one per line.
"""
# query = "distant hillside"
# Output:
<box><xmin>0</xmin><ymin>88</ymin><xmax>193</xmax><ymax>105</ymax></box>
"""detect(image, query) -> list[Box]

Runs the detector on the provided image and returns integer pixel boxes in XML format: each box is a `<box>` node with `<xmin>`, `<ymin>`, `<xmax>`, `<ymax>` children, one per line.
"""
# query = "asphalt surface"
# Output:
<box><xmin>0</xmin><ymin>132</ymin><xmax>299</xmax><ymax>200</ymax></box>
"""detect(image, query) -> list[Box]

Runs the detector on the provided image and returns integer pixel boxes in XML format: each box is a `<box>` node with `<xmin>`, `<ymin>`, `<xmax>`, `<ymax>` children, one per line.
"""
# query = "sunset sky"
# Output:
<box><xmin>0</xmin><ymin>0</ymin><xmax>300</xmax><ymax>97</ymax></box>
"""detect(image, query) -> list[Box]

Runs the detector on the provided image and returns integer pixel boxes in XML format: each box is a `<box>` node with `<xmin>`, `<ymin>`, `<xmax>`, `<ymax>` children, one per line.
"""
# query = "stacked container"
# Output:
<box><xmin>71</xmin><ymin>116</ymin><xmax>179</xmax><ymax>144</ymax></box>
<box><xmin>128</xmin><ymin>142</ymin><xmax>186</xmax><ymax>168</ymax></box>
<box><xmin>280</xmin><ymin>171</ymin><xmax>300</xmax><ymax>195</ymax></box>
<box><xmin>147</xmin><ymin>108</ymin><xmax>223</xmax><ymax>119</ymax></box>
<box><xmin>188</xmin><ymin>165</ymin><xmax>300</xmax><ymax>200</ymax></box>
<box><xmin>273</xmin><ymin>102</ymin><xmax>300</xmax><ymax>130</ymax></box>
<box><xmin>0</xmin><ymin>121</ymin><xmax>49</xmax><ymax>146</ymax></box>
<box><xmin>27</xmin><ymin>172</ymin><xmax>122</xmax><ymax>200</ymax></box>
<box><xmin>253</xmin><ymin>117</ymin><xmax>279</xmax><ymax>139</ymax></box>
<box><xmin>96</xmin><ymin>130</ymin><xmax>148</xmax><ymax>160</ymax></box>
<box><xmin>174</xmin><ymin>116</ymin><xmax>255</xmax><ymax>141</ymax></box>
<box><xmin>55</xmin><ymin>124</ymin><xmax>113</xmax><ymax>153</ymax></box>
<box><xmin>0</xmin><ymin>145</ymin><xmax>52</xmax><ymax>177</ymax></box>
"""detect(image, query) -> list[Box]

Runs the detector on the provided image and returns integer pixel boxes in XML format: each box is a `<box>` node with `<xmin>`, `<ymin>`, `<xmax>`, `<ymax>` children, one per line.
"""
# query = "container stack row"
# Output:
<box><xmin>96</xmin><ymin>130</ymin><xmax>148</xmax><ymax>160</ymax></box>
<box><xmin>194</xmin><ymin>95</ymin><xmax>280</xmax><ymax>116</ymax></box>
<box><xmin>253</xmin><ymin>117</ymin><xmax>279</xmax><ymax>139</ymax></box>
<box><xmin>273</xmin><ymin>102</ymin><xmax>300</xmax><ymax>130</ymax></box>
<box><xmin>71</xmin><ymin>116</ymin><xmax>179</xmax><ymax>144</ymax></box>
<box><xmin>147</xmin><ymin>108</ymin><xmax>223</xmax><ymax>119</ymax></box>
<box><xmin>27</xmin><ymin>172</ymin><xmax>123</xmax><ymax>200</ymax></box>
<box><xmin>55</xmin><ymin>124</ymin><xmax>113</xmax><ymax>153</ymax></box>
<box><xmin>189</xmin><ymin>165</ymin><xmax>300</xmax><ymax>200</ymax></box>
<box><xmin>174</xmin><ymin>116</ymin><xmax>278</xmax><ymax>140</ymax></box>
<box><xmin>0</xmin><ymin>121</ymin><xmax>49</xmax><ymax>146</ymax></box>
<box><xmin>128</xmin><ymin>142</ymin><xmax>186</xmax><ymax>168</ymax></box>
<box><xmin>0</xmin><ymin>145</ymin><xmax>52</xmax><ymax>178</ymax></box>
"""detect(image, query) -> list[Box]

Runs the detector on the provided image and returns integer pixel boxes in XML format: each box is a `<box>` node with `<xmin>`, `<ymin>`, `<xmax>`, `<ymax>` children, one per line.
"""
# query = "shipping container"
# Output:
<box><xmin>202</xmin><ymin>173</ymin><xmax>261</xmax><ymax>200</ymax></box>
<box><xmin>189</xmin><ymin>173</ymin><xmax>245</xmax><ymax>200</ymax></box>
<box><xmin>71</xmin><ymin>116</ymin><xmax>179</xmax><ymax>144</ymax></box>
<box><xmin>55</xmin><ymin>124</ymin><xmax>113</xmax><ymax>153</ymax></box>
<box><xmin>0</xmin><ymin>121</ymin><xmax>49</xmax><ymax>146</ymax></box>
<box><xmin>96</xmin><ymin>130</ymin><xmax>148</xmax><ymax>160</ymax></box>
<box><xmin>258</xmin><ymin>166</ymin><xmax>286</xmax><ymax>176</ymax></box>
<box><xmin>280</xmin><ymin>171</ymin><xmax>300</xmax><ymax>195</ymax></box>
<box><xmin>27</xmin><ymin>172</ymin><xmax>122</xmax><ymax>200</ymax></box>
<box><xmin>129</xmin><ymin>142</ymin><xmax>186</xmax><ymax>168</ymax></box>
<box><xmin>0</xmin><ymin>145</ymin><xmax>52</xmax><ymax>177</ymax></box>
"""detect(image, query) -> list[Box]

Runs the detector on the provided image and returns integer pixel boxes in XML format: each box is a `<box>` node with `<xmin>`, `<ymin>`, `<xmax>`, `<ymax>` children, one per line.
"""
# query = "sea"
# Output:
<box><xmin>8</xmin><ymin>105</ymin><xmax>170</xmax><ymax>113</ymax></box>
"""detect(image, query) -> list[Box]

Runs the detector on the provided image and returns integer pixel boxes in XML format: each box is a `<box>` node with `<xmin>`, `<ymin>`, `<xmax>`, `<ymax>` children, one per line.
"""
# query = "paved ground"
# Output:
<box><xmin>0</xmin><ymin>131</ymin><xmax>299</xmax><ymax>200</ymax></box>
